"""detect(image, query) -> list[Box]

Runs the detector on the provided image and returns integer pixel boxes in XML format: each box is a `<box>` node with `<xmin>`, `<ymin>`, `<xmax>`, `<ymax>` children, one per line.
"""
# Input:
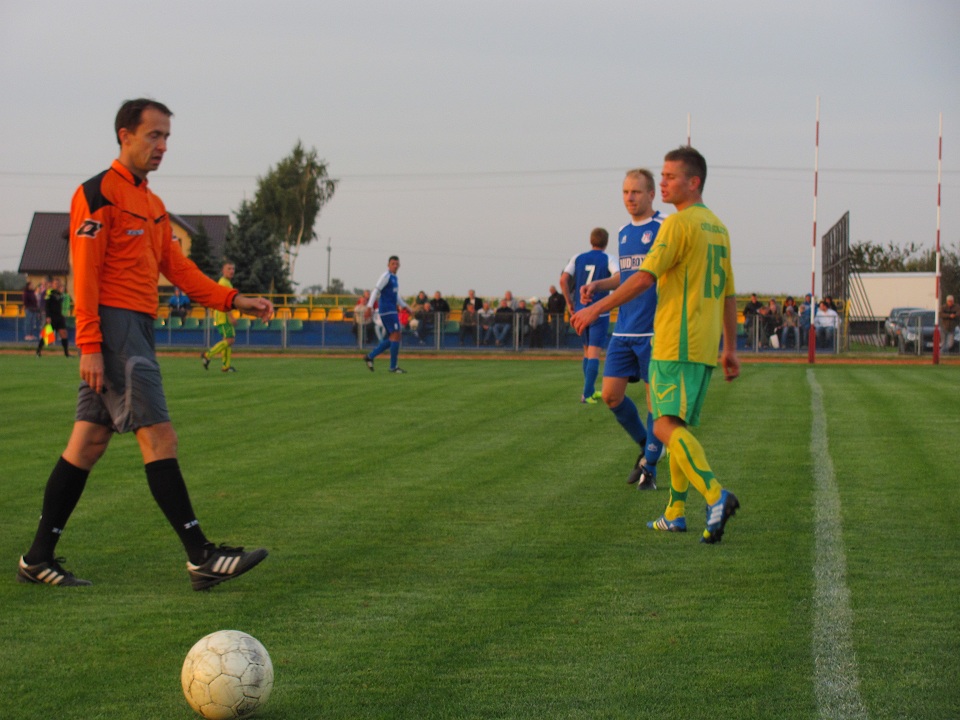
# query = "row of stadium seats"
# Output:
<box><xmin>155</xmin><ymin>317</ymin><xmax>306</xmax><ymax>331</ymax></box>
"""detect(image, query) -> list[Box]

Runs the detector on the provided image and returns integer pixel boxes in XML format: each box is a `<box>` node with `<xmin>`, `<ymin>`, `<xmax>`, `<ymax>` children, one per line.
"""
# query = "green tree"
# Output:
<box><xmin>187</xmin><ymin>219</ymin><xmax>218</xmax><ymax>279</ymax></box>
<box><xmin>0</xmin><ymin>271</ymin><xmax>25</xmax><ymax>290</ymax></box>
<box><xmin>326</xmin><ymin>278</ymin><xmax>345</xmax><ymax>295</ymax></box>
<box><xmin>252</xmin><ymin>141</ymin><xmax>337</xmax><ymax>281</ymax></box>
<box><xmin>852</xmin><ymin>239</ymin><xmax>959</xmax><ymax>300</ymax></box>
<box><xmin>223</xmin><ymin>201</ymin><xmax>292</xmax><ymax>295</ymax></box>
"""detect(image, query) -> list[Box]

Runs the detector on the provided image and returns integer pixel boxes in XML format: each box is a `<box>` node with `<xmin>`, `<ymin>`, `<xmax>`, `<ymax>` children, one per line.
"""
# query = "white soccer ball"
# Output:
<box><xmin>181</xmin><ymin>630</ymin><xmax>274</xmax><ymax>720</ymax></box>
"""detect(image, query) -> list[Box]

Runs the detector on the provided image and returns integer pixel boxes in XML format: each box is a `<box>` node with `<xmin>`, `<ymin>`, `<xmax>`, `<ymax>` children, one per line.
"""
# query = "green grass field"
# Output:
<box><xmin>1</xmin><ymin>355</ymin><xmax>957</xmax><ymax>719</ymax></box>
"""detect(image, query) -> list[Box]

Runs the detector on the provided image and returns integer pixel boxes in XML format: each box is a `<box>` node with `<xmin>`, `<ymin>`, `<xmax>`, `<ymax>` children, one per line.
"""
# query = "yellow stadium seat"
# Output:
<box><xmin>276</xmin><ymin>307</ymin><xmax>292</xmax><ymax>319</ymax></box>
<box><xmin>326</xmin><ymin>307</ymin><xmax>344</xmax><ymax>321</ymax></box>
<box><xmin>293</xmin><ymin>307</ymin><xmax>310</xmax><ymax>320</ymax></box>
<box><xmin>189</xmin><ymin>306</ymin><xmax>206</xmax><ymax>319</ymax></box>
<box><xmin>309</xmin><ymin>308</ymin><xmax>327</xmax><ymax>321</ymax></box>
<box><xmin>4</xmin><ymin>304</ymin><xmax>22</xmax><ymax>317</ymax></box>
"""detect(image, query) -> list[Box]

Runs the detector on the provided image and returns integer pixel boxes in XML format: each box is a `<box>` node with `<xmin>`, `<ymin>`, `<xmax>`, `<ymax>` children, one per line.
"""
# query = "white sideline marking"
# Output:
<box><xmin>808</xmin><ymin>370</ymin><xmax>870</xmax><ymax>720</ymax></box>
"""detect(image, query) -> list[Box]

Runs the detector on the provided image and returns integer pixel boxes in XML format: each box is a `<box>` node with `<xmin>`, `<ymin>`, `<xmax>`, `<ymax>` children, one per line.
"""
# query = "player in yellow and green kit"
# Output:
<box><xmin>202</xmin><ymin>262</ymin><xmax>238</xmax><ymax>372</ymax></box>
<box><xmin>572</xmin><ymin>146</ymin><xmax>740</xmax><ymax>543</ymax></box>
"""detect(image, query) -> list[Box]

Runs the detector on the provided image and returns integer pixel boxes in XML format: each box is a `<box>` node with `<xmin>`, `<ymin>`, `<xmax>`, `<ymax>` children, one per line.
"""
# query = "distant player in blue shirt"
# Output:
<box><xmin>580</xmin><ymin>169</ymin><xmax>664</xmax><ymax>490</ymax></box>
<box><xmin>561</xmin><ymin>228</ymin><xmax>619</xmax><ymax>404</ymax></box>
<box><xmin>364</xmin><ymin>256</ymin><xmax>410</xmax><ymax>373</ymax></box>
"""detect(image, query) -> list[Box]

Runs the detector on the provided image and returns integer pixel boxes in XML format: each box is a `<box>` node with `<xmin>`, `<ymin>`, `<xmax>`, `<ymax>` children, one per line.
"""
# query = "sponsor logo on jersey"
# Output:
<box><xmin>126</xmin><ymin>229</ymin><xmax>145</xmax><ymax>236</ymax></box>
<box><xmin>75</xmin><ymin>220</ymin><xmax>103</xmax><ymax>238</ymax></box>
<box><xmin>619</xmin><ymin>254</ymin><xmax>646</xmax><ymax>272</ymax></box>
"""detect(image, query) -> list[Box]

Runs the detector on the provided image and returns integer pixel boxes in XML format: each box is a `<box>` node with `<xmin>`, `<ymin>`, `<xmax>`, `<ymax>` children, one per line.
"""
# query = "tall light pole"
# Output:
<box><xmin>326</xmin><ymin>238</ymin><xmax>331</xmax><ymax>292</ymax></box>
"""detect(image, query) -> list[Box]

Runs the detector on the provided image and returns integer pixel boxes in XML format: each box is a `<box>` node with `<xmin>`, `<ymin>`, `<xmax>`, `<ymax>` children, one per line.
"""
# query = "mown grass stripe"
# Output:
<box><xmin>808</xmin><ymin>368</ymin><xmax>869</xmax><ymax>720</ymax></box>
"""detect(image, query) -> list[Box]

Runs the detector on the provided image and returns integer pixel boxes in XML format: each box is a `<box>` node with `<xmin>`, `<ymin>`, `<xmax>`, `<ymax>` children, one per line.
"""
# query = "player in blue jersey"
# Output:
<box><xmin>580</xmin><ymin>169</ymin><xmax>665</xmax><ymax>490</ymax></box>
<box><xmin>364</xmin><ymin>256</ymin><xmax>410</xmax><ymax>374</ymax></box>
<box><xmin>560</xmin><ymin>228</ymin><xmax>619</xmax><ymax>404</ymax></box>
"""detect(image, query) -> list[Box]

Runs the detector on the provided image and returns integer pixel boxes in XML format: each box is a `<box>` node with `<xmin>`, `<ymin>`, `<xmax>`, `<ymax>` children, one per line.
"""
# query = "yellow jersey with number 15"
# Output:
<box><xmin>639</xmin><ymin>203</ymin><xmax>735</xmax><ymax>366</ymax></box>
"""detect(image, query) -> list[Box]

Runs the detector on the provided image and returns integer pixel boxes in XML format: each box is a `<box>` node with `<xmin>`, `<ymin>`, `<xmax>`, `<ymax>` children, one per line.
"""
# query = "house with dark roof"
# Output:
<box><xmin>18</xmin><ymin>211</ymin><xmax>230</xmax><ymax>297</ymax></box>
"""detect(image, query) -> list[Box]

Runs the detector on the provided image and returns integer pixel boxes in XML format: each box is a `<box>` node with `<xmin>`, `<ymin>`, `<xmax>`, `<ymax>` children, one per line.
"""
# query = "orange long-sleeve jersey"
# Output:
<box><xmin>70</xmin><ymin>160</ymin><xmax>237</xmax><ymax>354</ymax></box>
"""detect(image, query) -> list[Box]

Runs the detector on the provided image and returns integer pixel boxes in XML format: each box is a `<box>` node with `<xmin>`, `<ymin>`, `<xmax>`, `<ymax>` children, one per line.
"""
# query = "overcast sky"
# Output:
<box><xmin>1</xmin><ymin>0</ymin><xmax>957</xmax><ymax>301</ymax></box>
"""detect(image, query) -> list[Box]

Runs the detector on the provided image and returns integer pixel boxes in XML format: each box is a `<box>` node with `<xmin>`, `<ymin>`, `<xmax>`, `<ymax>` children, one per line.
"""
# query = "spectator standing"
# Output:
<box><xmin>546</xmin><ymin>284</ymin><xmax>566</xmax><ymax>347</ymax></box>
<box><xmin>432</xmin><ymin>291</ymin><xmax>450</xmax><ymax>324</ymax></box>
<box><xmin>17</xmin><ymin>98</ymin><xmax>273</xmax><ymax>589</ymax></box>
<box><xmin>415</xmin><ymin>301</ymin><xmax>435</xmax><ymax>344</ymax></box>
<box><xmin>742</xmin><ymin>293</ymin><xmax>762</xmax><ymax>348</ymax></box>
<box><xmin>798</xmin><ymin>293</ymin><xmax>813</xmax><ymax>348</ymax></box>
<box><xmin>462</xmin><ymin>289</ymin><xmax>482</xmax><ymax>313</ymax></box>
<box><xmin>23</xmin><ymin>280</ymin><xmax>40</xmax><ymax>341</ymax></box>
<box><xmin>561</xmin><ymin>227</ymin><xmax>618</xmax><ymax>404</ymax></box>
<box><xmin>940</xmin><ymin>294</ymin><xmax>959</xmax><ymax>353</ymax></box>
<box><xmin>167</xmin><ymin>287</ymin><xmax>191</xmax><ymax>320</ymax></box>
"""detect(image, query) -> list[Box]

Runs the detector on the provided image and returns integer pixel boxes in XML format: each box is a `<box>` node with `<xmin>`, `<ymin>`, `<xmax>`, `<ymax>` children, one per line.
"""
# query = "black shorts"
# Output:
<box><xmin>75</xmin><ymin>307</ymin><xmax>170</xmax><ymax>434</ymax></box>
<box><xmin>48</xmin><ymin>316</ymin><xmax>66</xmax><ymax>332</ymax></box>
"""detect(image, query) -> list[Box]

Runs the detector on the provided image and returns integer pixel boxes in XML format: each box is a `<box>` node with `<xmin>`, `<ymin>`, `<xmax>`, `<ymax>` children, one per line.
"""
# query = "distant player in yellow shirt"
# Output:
<box><xmin>572</xmin><ymin>146</ymin><xmax>740</xmax><ymax>543</ymax></box>
<box><xmin>202</xmin><ymin>262</ymin><xmax>238</xmax><ymax>372</ymax></box>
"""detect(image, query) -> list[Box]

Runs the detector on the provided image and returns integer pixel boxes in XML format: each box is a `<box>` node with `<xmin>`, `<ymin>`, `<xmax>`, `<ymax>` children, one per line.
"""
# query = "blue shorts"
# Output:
<box><xmin>582</xmin><ymin>315</ymin><xmax>609</xmax><ymax>349</ymax></box>
<box><xmin>603</xmin><ymin>335</ymin><xmax>653</xmax><ymax>383</ymax></box>
<box><xmin>379</xmin><ymin>311</ymin><xmax>401</xmax><ymax>335</ymax></box>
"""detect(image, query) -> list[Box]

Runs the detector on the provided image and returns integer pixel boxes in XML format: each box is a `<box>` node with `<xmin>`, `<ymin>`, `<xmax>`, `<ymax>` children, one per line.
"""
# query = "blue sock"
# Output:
<box><xmin>643</xmin><ymin>411</ymin><xmax>664</xmax><ymax>474</ymax></box>
<box><xmin>610</xmin><ymin>396</ymin><xmax>646</xmax><ymax>447</ymax></box>
<box><xmin>583</xmin><ymin>359</ymin><xmax>600</xmax><ymax>397</ymax></box>
<box><xmin>389</xmin><ymin>341</ymin><xmax>399</xmax><ymax>369</ymax></box>
<box><xmin>368</xmin><ymin>337</ymin><xmax>390</xmax><ymax>359</ymax></box>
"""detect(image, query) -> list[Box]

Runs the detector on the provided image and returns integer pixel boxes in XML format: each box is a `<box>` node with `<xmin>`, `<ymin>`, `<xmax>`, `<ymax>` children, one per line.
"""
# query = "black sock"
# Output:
<box><xmin>36</xmin><ymin>338</ymin><xmax>43</xmax><ymax>355</ymax></box>
<box><xmin>62</xmin><ymin>337</ymin><xmax>70</xmax><ymax>356</ymax></box>
<box><xmin>24</xmin><ymin>457</ymin><xmax>90</xmax><ymax>564</ymax></box>
<box><xmin>145</xmin><ymin>458</ymin><xmax>210</xmax><ymax>564</ymax></box>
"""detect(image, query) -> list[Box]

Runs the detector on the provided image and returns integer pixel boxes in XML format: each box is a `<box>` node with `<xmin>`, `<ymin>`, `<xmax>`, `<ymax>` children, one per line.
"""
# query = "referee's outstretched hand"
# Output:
<box><xmin>235</xmin><ymin>296</ymin><xmax>274</xmax><ymax>321</ymax></box>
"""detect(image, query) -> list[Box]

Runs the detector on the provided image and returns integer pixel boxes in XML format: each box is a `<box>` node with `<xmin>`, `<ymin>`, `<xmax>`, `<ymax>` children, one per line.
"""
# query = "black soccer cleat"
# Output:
<box><xmin>186</xmin><ymin>544</ymin><xmax>268</xmax><ymax>591</ymax></box>
<box><xmin>201</xmin><ymin>352</ymin><xmax>210</xmax><ymax>370</ymax></box>
<box><xmin>364</xmin><ymin>355</ymin><xmax>375</xmax><ymax>371</ymax></box>
<box><xmin>389</xmin><ymin>367</ymin><xmax>407</xmax><ymax>374</ymax></box>
<box><xmin>17</xmin><ymin>556</ymin><xmax>91</xmax><ymax>587</ymax></box>
<box><xmin>626</xmin><ymin>455</ymin><xmax>657</xmax><ymax>490</ymax></box>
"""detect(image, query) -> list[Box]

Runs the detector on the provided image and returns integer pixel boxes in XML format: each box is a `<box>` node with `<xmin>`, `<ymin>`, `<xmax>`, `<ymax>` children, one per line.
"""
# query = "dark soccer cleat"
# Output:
<box><xmin>364</xmin><ymin>355</ymin><xmax>375</xmax><ymax>371</ymax></box>
<box><xmin>389</xmin><ymin>367</ymin><xmax>407</xmax><ymax>374</ymax></box>
<box><xmin>221</xmin><ymin>366</ymin><xmax>237</xmax><ymax>373</ymax></box>
<box><xmin>17</xmin><ymin>556</ymin><xmax>91</xmax><ymax>586</ymax></box>
<box><xmin>187</xmin><ymin>544</ymin><xmax>268</xmax><ymax>591</ymax></box>
<box><xmin>626</xmin><ymin>455</ymin><xmax>657</xmax><ymax>490</ymax></box>
<box><xmin>201</xmin><ymin>352</ymin><xmax>210</xmax><ymax>370</ymax></box>
<box><xmin>701</xmin><ymin>490</ymin><xmax>740</xmax><ymax>544</ymax></box>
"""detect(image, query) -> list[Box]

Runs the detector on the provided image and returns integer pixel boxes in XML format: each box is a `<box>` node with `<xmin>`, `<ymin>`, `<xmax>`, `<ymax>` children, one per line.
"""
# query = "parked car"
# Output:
<box><xmin>898</xmin><ymin>309</ymin><xmax>936</xmax><ymax>353</ymax></box>
<box><xmin>885</xmin><ymin>306</ymin><xmax>922</xmax><ymax>346</ymax></box>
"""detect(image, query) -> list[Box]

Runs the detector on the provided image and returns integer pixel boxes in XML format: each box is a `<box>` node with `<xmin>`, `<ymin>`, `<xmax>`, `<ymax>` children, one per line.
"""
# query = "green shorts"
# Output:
<box><xmin>216</xmin><ymin>322</ymin><xmax>236</xmax><ymax>340</ymax></box>
<box><xmin>649</xmin><ymin>359</ymin><xmax>714</xmax><ymax>427</ymax></box>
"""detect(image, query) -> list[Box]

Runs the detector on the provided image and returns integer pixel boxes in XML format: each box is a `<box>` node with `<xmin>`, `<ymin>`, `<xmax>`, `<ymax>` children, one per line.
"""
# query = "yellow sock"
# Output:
<box><xmin>223</xmin><ymin>345</ymin><xmax>232</xmax><ymax>369</ymax></box>
<box><xmin>667</xmin><ymin>427</ymin><xmax>723</xmax><ymax>506</ymax></box>
<box><xmin>208</xmin><ymin>340</ymin><xmax>227</xmax><ymax>358</ymax></box>
<box><xmin>663</xmin><ymin>452</ymin><xmax>689</xmax><ymax>521</ymax></box>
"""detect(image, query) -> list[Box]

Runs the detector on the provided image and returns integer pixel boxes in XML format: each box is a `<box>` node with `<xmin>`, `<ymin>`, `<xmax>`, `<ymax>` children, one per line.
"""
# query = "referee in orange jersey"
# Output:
<box><xmin>17</xmin><ymin>99</ymin><xmax>274</xmax><ymax>590</ymax></box>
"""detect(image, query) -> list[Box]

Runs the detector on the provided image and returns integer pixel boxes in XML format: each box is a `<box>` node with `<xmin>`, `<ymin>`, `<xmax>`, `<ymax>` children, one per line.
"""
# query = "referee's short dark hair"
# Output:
<box><xmin>115</xmin><ymin>98</ymin><xmax>173</xmax><ymax>146</ymax></box>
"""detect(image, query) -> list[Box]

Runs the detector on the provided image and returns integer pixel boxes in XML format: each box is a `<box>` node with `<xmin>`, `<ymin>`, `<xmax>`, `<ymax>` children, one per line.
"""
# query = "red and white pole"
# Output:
<box><xmin>933</xmin><ymin>113</ymin><xmax>943</xmax><ymax>365</ymax></box>
<box><xmin>808</xmin><ymin>97</ymin><xmax>820</xmax><ymax>363</ymax></box>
